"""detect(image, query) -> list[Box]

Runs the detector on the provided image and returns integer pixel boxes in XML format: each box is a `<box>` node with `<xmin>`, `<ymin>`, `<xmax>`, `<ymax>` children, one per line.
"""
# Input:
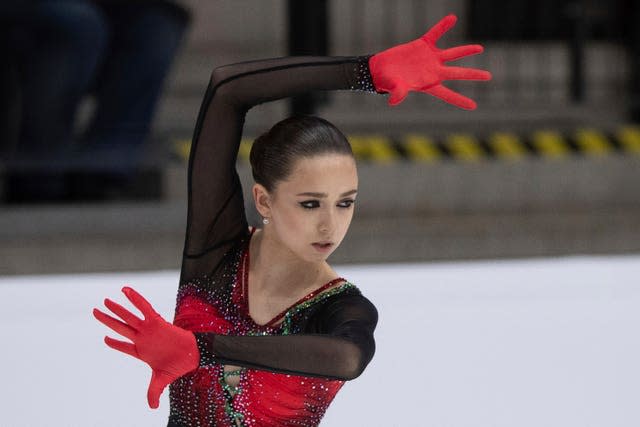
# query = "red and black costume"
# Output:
<box><xmin>93</xmin><ymin>14</ymin><xmax>491</xmax><ymax>427</ymax></box>
<box><xmin>168</xmin><ymin>56</ymin><xmax>380</xmax><ymax>426</ymax></box>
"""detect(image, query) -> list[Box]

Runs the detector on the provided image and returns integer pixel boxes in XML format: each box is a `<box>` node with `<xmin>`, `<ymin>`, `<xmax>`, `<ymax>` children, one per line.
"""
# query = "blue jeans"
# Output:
<box><xmin>7</xmin><ymin>0</ymin><xmax>189</xmax><ymax>200</ymax></box>
<box><xmin>78</xmin><ymin>1</ymin><xmax>190</xmax><ymax>174</ymax></box>
<box><xmin>18</xmin><ymin>0</ymin><xmax>188</xmax><ymax>170</ymax></box>
<box><xmin>18</xmin><ymin>0</ymin><xmax>108</xmax><ymax>156</ymax></box>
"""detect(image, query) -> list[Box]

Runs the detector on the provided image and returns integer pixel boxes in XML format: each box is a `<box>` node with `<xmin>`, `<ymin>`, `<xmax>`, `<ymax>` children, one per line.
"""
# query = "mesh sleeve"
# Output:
<box><xmin>179</xmin><ymin>56</ymin><xmax>376</xmax><ymax>285</ymax></box>
<box><xmin>194</xmin><ymin>293</ymin><xmax>378</xmax><ymax>380</ymax></box>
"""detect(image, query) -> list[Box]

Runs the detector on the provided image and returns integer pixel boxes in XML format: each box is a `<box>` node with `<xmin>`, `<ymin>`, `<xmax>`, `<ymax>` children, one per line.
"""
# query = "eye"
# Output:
<box><xmin>300</xmin><ymin>200</ymin><xmax>320</xmax><ymax>209</ymax></box>
<box><xmin>338</xmin><ymin>199</ymin><xmax>356</xmax><ymax>208</ymax></box>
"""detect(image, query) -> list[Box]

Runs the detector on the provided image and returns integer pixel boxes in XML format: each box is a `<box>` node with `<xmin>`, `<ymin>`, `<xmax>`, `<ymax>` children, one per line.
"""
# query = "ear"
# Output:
<box><xmin>252</xmin><ymin>183</ymin><xmax>272</xmax><ymax>218</ymax></box>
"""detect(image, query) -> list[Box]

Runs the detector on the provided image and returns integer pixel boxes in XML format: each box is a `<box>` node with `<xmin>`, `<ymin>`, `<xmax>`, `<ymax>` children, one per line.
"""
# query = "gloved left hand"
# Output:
<box><xmin>93</xmin><ymin>286</ymin><xmax>200</xmax><ymax>409</ymax></box>
<box><xmin>369</xmin><ymin>14</ymin><xmax>491</xmax><ymax>109</ymax></box>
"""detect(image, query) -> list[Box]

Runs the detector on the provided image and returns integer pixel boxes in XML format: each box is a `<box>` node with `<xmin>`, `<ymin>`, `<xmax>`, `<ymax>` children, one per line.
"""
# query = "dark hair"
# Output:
<box><xmin>249</xmin><ymin>115</ymin><xmax>354</xmax><ymax>192</ymax></box>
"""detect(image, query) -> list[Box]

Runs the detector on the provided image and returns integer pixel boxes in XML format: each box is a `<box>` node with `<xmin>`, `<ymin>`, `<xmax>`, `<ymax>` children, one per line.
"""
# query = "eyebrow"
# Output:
<box><xmin>296</xmin><ymin>189</ymin><xmax>358</xmax><ymax>198</ymax></box>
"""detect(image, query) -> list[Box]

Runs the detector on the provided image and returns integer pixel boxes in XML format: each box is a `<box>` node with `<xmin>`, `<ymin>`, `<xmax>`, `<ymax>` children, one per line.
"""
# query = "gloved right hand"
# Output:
<box><xmin>93</xmin><ymin>286</ymin><xmax>200</xmax><ymax>409</ymax></box>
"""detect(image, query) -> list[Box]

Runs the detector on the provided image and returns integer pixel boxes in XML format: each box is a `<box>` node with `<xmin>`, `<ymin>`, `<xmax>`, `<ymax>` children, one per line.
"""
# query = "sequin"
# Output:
<box><xmin>169</xmin><ymin>229</ymin><xmax>360</xmax><ymax>426</ymax></box>
<box><xmin>350</xmin><ymin>55</ymin><xmax>377</xmax><ymax>93</ymax></box>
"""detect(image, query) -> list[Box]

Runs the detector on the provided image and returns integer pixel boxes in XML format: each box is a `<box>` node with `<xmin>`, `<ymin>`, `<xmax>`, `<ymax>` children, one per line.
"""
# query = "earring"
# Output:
<box><xmin>262</xmin><ymin>217</ymin><xmax>270</xmax><ymax>225</ymax></box>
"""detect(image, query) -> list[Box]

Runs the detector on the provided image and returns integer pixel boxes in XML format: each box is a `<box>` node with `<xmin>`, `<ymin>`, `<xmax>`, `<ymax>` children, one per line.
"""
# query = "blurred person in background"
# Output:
<box><xmin>1</xmin><ymin>0</ymin><xmax>190</xmax><ymax>203</ymax></box>
<box><xmin>94</xmin><ymin>14</ymin><xmax>491</xmax><ymax>426</ymax></box>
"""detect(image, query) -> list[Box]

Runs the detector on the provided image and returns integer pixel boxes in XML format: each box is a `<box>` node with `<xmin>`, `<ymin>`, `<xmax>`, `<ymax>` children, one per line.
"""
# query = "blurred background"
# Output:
<box><xmin>2</xmin><ymin>0</ymin><xmax>640</xmax><ymax>275</ymax></box>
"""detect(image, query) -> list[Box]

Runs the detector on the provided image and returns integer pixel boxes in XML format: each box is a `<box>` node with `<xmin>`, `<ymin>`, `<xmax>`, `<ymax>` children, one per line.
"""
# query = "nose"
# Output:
<box><xmin>318</xmin><ymin>208</ymin><xmax>335</xmax><ymax>235</ymax></box>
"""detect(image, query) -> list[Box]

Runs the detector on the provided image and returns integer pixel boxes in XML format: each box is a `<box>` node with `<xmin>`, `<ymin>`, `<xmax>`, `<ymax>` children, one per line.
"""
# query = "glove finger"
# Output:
<box><xmin>424</xmin><ymin>84</ymin><xmax>477</xmax><ymax>110</ymax></box>
<box><xmin>93</xmin><ymin>308</ymin><xmax>137</xmax><ymax>341</ymax></box>
<box><xmin>440</xmin><ymin>44</ymin><xmax>484</xmax><ymax>62</ymax></box>
<box><xmin>387</xmin><ymin>84</ymin><xmax>409</xmax><ymax>106</ymax></box>
<box><xmin>421</xmin><ymin>14</ymin><xmax>457</xmax><ymax>45</ymax></box>
<box><xmin>122</xmin><ymin>286</ymin><xmax>159</xmax><ymax>320</ymax></box>
<box><xmin>104</xmin><ymin>298</ymin><xmax>143</xmax><ymax>329</ymax></box>
<box><xmin>104</xmin><ymin>336</ymin><xmax>139</xmax><ymax>359</ymax></box>
<box><xmin>442</xmin><ymin>66</ymin><xmax>492</xmax><ymax>81</ymax></box>
<box><xmin>147</xmin><ymin>370</ymin><xmax>169</xmax><ymax>409</ymax></box>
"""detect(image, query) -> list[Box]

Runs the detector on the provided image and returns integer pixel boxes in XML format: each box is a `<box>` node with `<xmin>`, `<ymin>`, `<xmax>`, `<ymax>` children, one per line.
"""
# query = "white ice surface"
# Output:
<box><xmin>1</xmin><ymin>255</ymin><xmax>639</xmax><ymax>427</ymax></box>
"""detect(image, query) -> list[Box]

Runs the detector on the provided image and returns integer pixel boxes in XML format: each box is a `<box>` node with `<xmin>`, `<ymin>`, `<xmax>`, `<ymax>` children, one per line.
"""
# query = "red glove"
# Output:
<box><xmin>93</xmin><ymin>286</ymin><xmax>200</xmax><ymax>409</ymax></box>
<box><xmin>369</xmin><ymin>14</ymin><xmax>491</xmax><ymax>109</ymax></box>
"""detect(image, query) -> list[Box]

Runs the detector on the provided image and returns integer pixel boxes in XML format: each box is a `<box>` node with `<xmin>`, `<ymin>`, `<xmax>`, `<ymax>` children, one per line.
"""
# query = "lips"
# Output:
<box><xmin>312</xmin><ymin>242</ymin><xmax>334</xmax><ymax>251</ymax></box>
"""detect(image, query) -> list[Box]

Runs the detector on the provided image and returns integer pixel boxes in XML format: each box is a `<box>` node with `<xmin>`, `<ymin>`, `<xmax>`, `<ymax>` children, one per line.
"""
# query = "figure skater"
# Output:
<box><xmin>93</xmin><ymin>14</ymin><xmax>491</xmax><ymax>426</ymax></box>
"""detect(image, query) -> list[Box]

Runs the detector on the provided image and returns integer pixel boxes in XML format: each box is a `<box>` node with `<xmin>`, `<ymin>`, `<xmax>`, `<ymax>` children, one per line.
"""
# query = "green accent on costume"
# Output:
<box><xmin>282</xmin><ymin>282</ymin><xmax>356</xmax><ymax>335</ymax></box>
<box><xmin>218</xmin><ymin>281</ymin><xmax>357</xmax><ymax>426</ymax></box>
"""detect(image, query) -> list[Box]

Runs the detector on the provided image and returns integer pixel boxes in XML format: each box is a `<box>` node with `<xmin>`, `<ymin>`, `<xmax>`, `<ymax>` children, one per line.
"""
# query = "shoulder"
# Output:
<box><xmin>288</xmin><ymin>282</ymin><xmax>378</xmax><ymax>335</ymax></box>
<box><xmin>313</xmin><ymin>284</ymin><xmax>378</xmax><ymax>325</ymax></box>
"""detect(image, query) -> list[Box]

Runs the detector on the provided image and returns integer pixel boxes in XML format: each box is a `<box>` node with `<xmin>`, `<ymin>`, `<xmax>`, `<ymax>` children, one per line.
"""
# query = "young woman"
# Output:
<box><xmin>93</xmin><ymin>14</ymin><xmax>490</xmax><ymax>426</ymax></box>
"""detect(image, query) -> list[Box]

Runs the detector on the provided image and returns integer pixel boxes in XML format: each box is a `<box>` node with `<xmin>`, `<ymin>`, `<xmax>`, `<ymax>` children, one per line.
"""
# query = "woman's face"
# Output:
<box><xmin>263</xmin><ymin>153</ymin><xmax>358</xmax><ymax>263</ymax></box>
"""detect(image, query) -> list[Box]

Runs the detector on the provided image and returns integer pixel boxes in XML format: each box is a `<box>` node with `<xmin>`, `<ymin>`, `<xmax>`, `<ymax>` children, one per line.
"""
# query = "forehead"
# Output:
<box><xmin>280</xmin><ymin>154</ymin><xmax>357</xmax><ymax>192</ymax></box>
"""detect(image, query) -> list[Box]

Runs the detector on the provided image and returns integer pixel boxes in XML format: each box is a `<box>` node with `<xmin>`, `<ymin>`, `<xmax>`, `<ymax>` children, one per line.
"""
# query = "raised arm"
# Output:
<box><xmin>180</xmin><ymin>56</ymin><xmax>376</xmax><ymax>284</ymax></box>
<box><xmin>181</xmin><ymin>15</ymin><xmax>490</xmax><ymax>284</ymax></box>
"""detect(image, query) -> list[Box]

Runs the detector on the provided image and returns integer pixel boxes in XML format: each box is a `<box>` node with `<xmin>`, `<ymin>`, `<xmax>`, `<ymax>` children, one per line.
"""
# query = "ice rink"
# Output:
<box><xmin>1</xmin><ymin>255</ymin><xmax>639</xmax><ymax>427</ymax></box>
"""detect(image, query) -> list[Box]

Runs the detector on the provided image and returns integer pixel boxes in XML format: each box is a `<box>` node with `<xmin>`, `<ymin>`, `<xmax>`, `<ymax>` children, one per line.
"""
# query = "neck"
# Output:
<box><xmin>249</xmin><ymin>227</ymin><xmax>330</xmax><ymax>297</ymax></box>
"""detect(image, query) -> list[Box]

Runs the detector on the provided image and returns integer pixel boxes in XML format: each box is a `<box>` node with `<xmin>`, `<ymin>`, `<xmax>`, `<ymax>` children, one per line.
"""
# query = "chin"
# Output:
<box><xmin>311</xmin><ymin>245</ymin><xmax>338</xmax><ymax>261</ymax></box>
<box><xmin>303</xmin><ymin>252</ymin><xmax>328</xmax><ymax>263</ymax></box>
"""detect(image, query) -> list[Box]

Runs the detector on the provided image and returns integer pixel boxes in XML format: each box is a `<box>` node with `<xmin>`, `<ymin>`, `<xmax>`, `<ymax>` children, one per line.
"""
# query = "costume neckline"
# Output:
<box><xmin>240</xmin><ymin>226</ymin><xmax>347</xmax><ymax>328</ymax></box>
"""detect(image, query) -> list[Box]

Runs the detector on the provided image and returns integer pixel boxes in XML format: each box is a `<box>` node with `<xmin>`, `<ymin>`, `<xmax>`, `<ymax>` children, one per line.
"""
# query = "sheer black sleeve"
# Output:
<box><xmin>179</xmin><ymin>56</ymin><xmax>376</xmax><ymax>285</ymax></box>
<box><xmin>194</xmin><ymin>292</ymin><xmax>378</xmax><ymax>380</ymax></box>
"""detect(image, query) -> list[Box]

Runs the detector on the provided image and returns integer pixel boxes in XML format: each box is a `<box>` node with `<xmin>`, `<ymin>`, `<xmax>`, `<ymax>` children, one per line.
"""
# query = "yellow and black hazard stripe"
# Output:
<box><xmin>173</xmin><ymin>125</ymin><xmax>640</xmax><ymax>163</ymax></box>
